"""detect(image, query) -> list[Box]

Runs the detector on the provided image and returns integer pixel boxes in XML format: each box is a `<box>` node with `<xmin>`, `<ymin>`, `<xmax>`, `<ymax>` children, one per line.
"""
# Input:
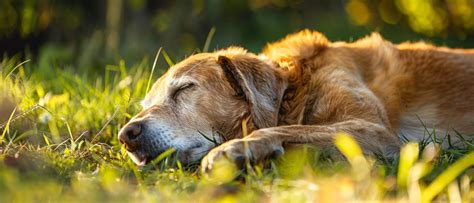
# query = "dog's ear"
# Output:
<box><xmin>217</xmin><ymin>55</ymin><xmax>287</xmax><ymax>129</ymax></box>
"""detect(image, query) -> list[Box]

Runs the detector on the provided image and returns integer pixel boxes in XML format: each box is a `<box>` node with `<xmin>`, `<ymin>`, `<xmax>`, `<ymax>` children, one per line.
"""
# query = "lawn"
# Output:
<box><xmin>0</xmin><ymin>51</ymin><xmax>473</xmax><ymax>202</ymax></box>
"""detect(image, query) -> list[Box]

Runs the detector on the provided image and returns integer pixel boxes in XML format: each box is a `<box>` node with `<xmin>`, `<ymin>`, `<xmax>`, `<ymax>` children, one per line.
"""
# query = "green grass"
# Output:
<box><xmin>0</xmin><ymin>54</ymin><xmax>473</xmax><ymax>202</ymax></box>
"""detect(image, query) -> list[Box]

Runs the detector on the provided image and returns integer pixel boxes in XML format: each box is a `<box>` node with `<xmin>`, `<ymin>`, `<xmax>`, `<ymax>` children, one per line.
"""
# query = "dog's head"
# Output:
<box><xmin>118</xmin><ymin>47</ymin><xmax>287</xmax><ymax>165</ymax></box>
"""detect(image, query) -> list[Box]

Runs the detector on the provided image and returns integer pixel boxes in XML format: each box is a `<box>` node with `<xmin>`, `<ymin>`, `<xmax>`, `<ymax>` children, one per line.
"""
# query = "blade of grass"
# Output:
<box><xmin>416</xmin><ymin>115</ymin><xmax>431</xmax><ymax>148</ymax></box>
<box><xmin>129</xmin><ymin>160</ymin><xmax>143</xmax><ymax>182</ymax></box>
<box><xmin>0</xmin><ymin>105</ymin><xmax>40</xmax><ymax>129</ymax></box>
<box><xmin>146</xmin><ymin>47</ymin><xmax>162</xmax><ymax>94</ymax></box>
<box><xmin>242</xmin><ymin>117</ymin><xmax>249</xmax><ymax>137</ymax></box>
<box><xmin>421</xmin><ymin>152</ymin><xmax>474</xmax><ymax>203</ymax></box>
<box><xmin>399</xmin><ymin>132</ymin><xmax>410</xmax><ymax>143</ymax></box>
<box><xmin>141</xmin><ymin>148</ymin><xmax>177</xmax><ymax>171</ymax></box>
<box><xmin>334</xmin><ymin>132</ymin><xmax>363</xmax><ymax>160</ymax></box>
<box><xmin>203</xmin><ymin>27</ymin><xmax>216</xmax><ymax>52</ymax></box>
<box><xmin>6</xmin><ymin>59</ymin><xmax>30</xmax><ymax>78</ymax></box>
<box><xmin>0</xmin><ymin>107</ymin><xmax>17</xmax><ymax>144</ymax></box>
<box><xmin>447</xmin><ymin>181</ymin><xmax>462</xmax><ymax>202</ymax></box>
<box><xmin>397</xmin><ymin>142</ymin><xmax>419</xmax><ymax>188</ymax></box>
<box><xmin>65</xmin><ymin>121</ymin><xmax>74</xmax><ymax>143</ymax></box>
<box><xmin>43</xmin><ymin>134</ymin><xmax>51</xmax><ymax>147</ymax></box>
<box><xmin>453</xmin><ymin>129</ymin><xmax>474</xmax><ymax>149</ymax></box>
<box><xmin>91</xmin><ymin>107</ymin><xmax>119</xmax><ymax>143</ymax></box>
<box><xmin>162</xmin><ymin>50</ymin><xmax>175</xmax><ymax>67</ymax></box>
<box><xmin>198</xmin><ymin>130</ymin><xmax>218</xmax><ymax>145</ymax></box>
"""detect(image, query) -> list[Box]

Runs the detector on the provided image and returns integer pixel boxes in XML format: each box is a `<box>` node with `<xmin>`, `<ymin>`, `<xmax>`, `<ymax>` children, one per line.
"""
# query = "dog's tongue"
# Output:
<box><xmin>138</xmin><ymin>158</ymin><xmax>147</xmax><ymax>167</ymax></box>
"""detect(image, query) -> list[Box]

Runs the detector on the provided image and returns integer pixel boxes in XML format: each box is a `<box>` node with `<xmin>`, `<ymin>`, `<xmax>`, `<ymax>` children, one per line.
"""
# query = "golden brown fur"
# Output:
<box><xmin>118</xmin><ymin>30</ymin><xmax>474</xmax><ymax>170</ymax></box>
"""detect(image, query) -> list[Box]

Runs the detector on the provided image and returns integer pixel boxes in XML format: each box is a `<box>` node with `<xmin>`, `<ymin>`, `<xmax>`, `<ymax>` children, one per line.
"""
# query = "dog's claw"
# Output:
<box><xmin>234</xmin><ymin>155</ymin><xmax>245</xmax><ymax>167</ymax></box>
<box><xmin>271</xmin><ymin>147</ymin><xmax>284</xmax><ymax>158</ymax></box>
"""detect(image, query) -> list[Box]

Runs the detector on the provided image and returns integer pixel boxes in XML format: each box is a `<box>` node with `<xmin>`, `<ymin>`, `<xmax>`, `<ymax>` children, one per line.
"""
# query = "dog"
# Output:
<box><xmin>118</xmin><ymin>30</ymin><xmax>474</xmax><ymax>172</ymax></box>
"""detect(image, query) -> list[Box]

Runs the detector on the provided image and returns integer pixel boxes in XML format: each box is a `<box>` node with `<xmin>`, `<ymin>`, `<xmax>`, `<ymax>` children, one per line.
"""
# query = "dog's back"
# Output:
<box><xmin>359</xmin><ymin>39</ymin><xmax>474</xmax><ymax>146</ymax></box>
<box><xmin>265</xmin><ymin>31</ymin><xmax>474</xmax><ymax>147</ymax></box>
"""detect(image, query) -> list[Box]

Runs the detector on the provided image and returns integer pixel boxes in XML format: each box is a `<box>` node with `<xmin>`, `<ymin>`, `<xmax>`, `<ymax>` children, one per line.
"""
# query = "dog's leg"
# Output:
<box><xmin>201</xmin><ymin>66</ymin><xmax>404</xmax><ymax>172</ymax></box>
<box><xmin>201</xmin><ymin>119</ymin><xmax>400</xmax><ymax>172</ymax></box>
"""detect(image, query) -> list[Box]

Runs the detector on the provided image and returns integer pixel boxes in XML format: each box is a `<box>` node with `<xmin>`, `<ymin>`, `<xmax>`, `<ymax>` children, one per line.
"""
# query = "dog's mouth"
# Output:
<box><xmin>127</xmin><ymin>151</ymin><xmax>153</xmax><ymax>167</ymax></box>
<box><xmin>126</xmin><ymin>142</ymin><xmax>205</xmax><ymax>166</ymax></box>
<box><xmin>137</xmin><ymin>158</ymin><xmax>148</xmax><ymax>167</ymax></box>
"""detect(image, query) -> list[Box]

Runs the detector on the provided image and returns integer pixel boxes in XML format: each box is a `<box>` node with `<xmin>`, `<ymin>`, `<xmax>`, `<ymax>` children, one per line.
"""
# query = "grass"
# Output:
<box><xmin>0</xmin><ymin>52</ymin><xmax>473</xmax><ymax>202</ymax></box>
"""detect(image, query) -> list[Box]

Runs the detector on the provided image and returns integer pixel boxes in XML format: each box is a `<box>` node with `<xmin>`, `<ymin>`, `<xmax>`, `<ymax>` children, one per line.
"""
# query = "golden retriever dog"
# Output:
<box><xmin>118</xmin><ymin>30</ymin><xmax>474</xmax><ymax>171</ymax></box>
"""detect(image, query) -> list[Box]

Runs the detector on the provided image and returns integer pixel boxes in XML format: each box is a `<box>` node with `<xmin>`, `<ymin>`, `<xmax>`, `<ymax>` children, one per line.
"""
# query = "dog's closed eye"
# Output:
<box><xmin>172</xmin><ymin>83</ymin><xmax>195</xmax><ymax>100</ymax></box>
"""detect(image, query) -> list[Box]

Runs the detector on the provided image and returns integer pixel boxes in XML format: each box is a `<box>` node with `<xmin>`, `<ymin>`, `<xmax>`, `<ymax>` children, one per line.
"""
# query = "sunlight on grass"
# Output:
<box><xmin>205</xmin><ymin>158</ymin><xmax>239</xmax><ymax>184</ymax></box>
<box><xmin>422</xmin><ymin>152</ymin><xmax>474</xmax><ymax>203</ymax></box>
<box><xmin>397</xmin><ymin>142</ymin><xmax>419</xmax><ymax>189</ymax></box>
<box><xmin>0</xmin><ymin>56</ymin><xmax>473</xmax><ymax>202</ymax></box>
<box><xmin>146</xmin><ymin>48</ymin><xmax>162</xmax><ymax>94</ymax></box>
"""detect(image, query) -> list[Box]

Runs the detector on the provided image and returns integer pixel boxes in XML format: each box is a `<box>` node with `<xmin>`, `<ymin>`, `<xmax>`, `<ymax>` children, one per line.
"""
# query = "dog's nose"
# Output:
<box><xmin>123</xmin><ymin>122</ymin><xmax>142</xmax><ymax>139</ymax></box>
<box><xmin>118</xmin><ymin>122</ymin><xmax>142</xmax><ymax>151</ymax></box>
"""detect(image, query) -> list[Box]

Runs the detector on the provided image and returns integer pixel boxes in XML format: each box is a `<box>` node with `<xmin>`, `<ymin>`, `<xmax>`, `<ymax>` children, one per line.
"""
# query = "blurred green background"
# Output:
<box><xmin>0</xmin><ymin>2</ymin><xmax>473</xmax><ymax>202</ymax></box>
<box><xmin>1</xmin><ymin>0</ymin><xmax>474</xmax><ymax>71</ymax></box>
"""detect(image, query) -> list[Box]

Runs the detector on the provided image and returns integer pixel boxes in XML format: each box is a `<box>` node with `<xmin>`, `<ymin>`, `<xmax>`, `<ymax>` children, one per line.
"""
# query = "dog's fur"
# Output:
<box><xmin>118</xmin><ymin>30</ymin><xmax>474</xmax><ymax>170</ymax></box>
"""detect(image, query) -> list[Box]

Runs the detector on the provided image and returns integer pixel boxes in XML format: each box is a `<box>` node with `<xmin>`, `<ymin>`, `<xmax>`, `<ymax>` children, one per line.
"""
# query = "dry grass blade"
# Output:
<box><xmin>0</xmin><ymin>107</ymin><xmax>16</xmax><ymax>144</ymax></box>
<box><xmin>91</xmin><ymin>107</ymin><xmax>120</xmax><ymax>143</ymax></box>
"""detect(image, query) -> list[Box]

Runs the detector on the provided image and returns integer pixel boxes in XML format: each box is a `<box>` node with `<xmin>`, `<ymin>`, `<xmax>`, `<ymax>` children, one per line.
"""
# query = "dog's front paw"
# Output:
<box><xmin>201</xmin><ymin>134</ymin><xmax>284</xmax><ymax>174</ymax></box>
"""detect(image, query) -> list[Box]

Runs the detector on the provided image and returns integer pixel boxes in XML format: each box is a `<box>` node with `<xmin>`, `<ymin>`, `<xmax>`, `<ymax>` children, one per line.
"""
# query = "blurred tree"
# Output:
<box><xmin>106</xmin><ymin>0</ymin><xmax>122</xmax><ymax>55</ymax></box>
<box><xmin>0</xmin><ymin>0</ymin><xmax>473</xmax><ymax>71</ymax></box>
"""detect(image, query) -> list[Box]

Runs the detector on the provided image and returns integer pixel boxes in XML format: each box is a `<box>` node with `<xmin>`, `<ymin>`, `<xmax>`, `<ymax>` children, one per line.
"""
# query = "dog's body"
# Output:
<box><xmin>118</xmin><ymin>30</ymin><xmax>474</xmax><ymax>170</ymax></box>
